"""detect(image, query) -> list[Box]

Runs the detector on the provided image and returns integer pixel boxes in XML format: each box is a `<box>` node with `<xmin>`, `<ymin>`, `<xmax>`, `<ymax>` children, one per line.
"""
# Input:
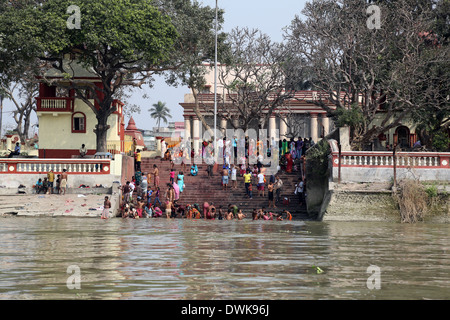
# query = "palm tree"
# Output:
<box><xmin>149</xmin><ymin>101</ymin><xmax>172</xmax><ymax>130</ymax></box>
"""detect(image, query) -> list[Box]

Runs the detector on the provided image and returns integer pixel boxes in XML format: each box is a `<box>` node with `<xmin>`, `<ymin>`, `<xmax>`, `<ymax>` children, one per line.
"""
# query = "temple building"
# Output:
<box><xmin>35</xmin><ymin>58</ymin><xmax>126</xmax><ymax>158</ymax></box>
<box><xmin>124</xmin><ymin>116</ymin><xmax>145</xmax><ymax>154</ymax></box>
<box><xmin>179</xmin><ymin>66</ymin><xmax>423</xmax><ymax>153</ymax></box>
<box><xmin>179</xmin><ymin>66</ymin><xmax>337</xmax><ymax>154</ymax></box>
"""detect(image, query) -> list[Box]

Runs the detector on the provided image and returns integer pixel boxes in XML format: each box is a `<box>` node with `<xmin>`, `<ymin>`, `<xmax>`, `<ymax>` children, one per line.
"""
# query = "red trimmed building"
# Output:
<box><xmin>36</xmin><ymin>60</ymin><xmax>126</xmax><ymax>158</ymax></box>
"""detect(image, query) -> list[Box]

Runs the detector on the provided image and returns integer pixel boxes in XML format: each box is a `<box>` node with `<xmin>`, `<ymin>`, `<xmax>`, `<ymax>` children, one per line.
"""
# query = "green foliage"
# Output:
<box><xmin>305</xmin><ymin>138</ymin><xmax>330</xmax><ymax>181</ymax></box>
<box><xmin>160</xmin><ymin>0</ymin><xmax>229</xmax><ymax>89</ymax></box>
<box><xmin>333</xmin><ymin>104</ymin><xmax>364</xmax><ymax>129</ymax></box>
<box><xmin>149</xmin><ymin>101</ymin><xmax>171</xmax><ymax>129</ymax></box>
<box><xmin>425</xmin><ymin>184</ymin><xmax>438</xmax><ymax>198</ymax></box>
<box><xmin>432</xmin><ymin>129</ymin><xmax>450</xmax><ymax>151</ymax></box>
<box><xmin>0</xmin><ymin>0</ymin><xmax>195</xmax><ymax>152</ymax></box>
<box><xmin>0</xmin><ymin>0</ymin><xmax>179</xmax><ymax>79</ymax></box>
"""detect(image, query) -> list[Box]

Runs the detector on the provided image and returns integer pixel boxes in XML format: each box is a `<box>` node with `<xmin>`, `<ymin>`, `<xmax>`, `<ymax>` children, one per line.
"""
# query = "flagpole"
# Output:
<box><xmin>213</xmin><ymin>0</ymin><xmax>218</xmax><ymax>162</ymax></box>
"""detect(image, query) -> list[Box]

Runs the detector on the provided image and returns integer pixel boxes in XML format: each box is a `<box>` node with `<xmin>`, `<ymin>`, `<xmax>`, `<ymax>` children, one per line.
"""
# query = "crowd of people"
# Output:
<box><xmin>118</xmin><ymin>186</ymin><xmax>294</xmax><ymax>221</ymax></box>
<box><xmin>118</xmin><ymin>135</ymin><xmax>309</xmax><ymax>220</ymax></box>
<box><xmin>34</xmin><ymin>169</ymin><xmax>69</xmax><ymax>195</ymax></box>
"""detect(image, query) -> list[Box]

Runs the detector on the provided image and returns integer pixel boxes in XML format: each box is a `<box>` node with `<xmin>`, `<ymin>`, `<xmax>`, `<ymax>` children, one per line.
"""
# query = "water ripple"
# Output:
<box><xmin>0</xmin><ymin>218</ymin><xmax>448</xmax><ymax>299</ymax></box>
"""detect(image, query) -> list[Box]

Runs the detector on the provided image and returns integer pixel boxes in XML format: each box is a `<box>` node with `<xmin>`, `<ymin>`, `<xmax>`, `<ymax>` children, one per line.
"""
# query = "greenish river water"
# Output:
<box><xmin>0</xmin><ymin>217</ymin><xmax>448</xmax><ymax>300</ymax></box>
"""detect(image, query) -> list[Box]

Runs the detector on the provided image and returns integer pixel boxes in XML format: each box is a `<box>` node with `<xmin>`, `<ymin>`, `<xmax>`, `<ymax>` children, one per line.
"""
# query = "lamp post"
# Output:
<box><xmin>0</xmin><ymin>94</ymin><xmax>3</xmax><ymax>140</ymax></box>
<box><xmin>213</xmin><ymin>0</ymin><xmax>218</xmax><ymax>162</ymax></box>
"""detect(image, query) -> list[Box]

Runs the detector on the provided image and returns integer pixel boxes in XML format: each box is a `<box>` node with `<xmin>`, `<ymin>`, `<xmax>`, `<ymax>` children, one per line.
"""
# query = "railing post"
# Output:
<box><xmin>393</xmin><ymin>147</ymin><xmax>397</xmax><ymax>189</ymax></box>
<box><xmin>338</xmin><ymin>143</ymin><xmax>341</xmax><ymax>184</ymax></box>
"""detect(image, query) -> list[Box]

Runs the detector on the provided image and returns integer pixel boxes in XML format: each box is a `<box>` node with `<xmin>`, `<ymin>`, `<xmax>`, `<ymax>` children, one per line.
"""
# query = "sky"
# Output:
<box><xmin>1</xmin><ymin>0</ymin><xmax>308</xmax><ymax>137</ymax></box>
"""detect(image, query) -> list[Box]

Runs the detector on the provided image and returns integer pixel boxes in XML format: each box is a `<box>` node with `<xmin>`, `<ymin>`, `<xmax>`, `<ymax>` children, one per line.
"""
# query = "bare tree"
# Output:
<box><xmin>217</xmin><ymin>28</ymin><xmax>295</xmax><ymax>133</ymax></box>
<box><xmin>0</xmin><ymin>76</ymin><xmax>38</xmax><ymax>143</ymax></box>
<box><xmin>284</xmin><ymin>0</ymin><xmax>448</xmax><ymax>150</ymax></box>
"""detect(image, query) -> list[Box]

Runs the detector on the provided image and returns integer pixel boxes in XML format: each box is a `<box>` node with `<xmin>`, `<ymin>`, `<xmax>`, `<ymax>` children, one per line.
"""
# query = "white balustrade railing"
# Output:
<box><xmin>41</xmin><ymin>99</ymin><xmax>67</xmax><ymax>109</ymax></box>
<box><xmin>333</xmin><ymin>151</ymin><xmax>449</xmax><ymax>168</ymax></box>
<box><xmin>0</xmin><ymin>158</ymin><xmax>111</xmax><ymax>174</ymax></box>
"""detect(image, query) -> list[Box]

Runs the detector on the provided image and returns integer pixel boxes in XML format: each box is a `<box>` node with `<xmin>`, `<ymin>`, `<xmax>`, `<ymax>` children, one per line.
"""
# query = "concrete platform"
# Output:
<box><xmin>0</xmin><ymin>184</ymin><xmax>120</xmax><ymax>218</ymax></box>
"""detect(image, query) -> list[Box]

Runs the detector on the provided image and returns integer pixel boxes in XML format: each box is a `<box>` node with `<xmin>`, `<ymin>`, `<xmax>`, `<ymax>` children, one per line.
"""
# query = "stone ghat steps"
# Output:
<box><xmin>137</xmin><ymin>158</ymin><xmax>310</xmax><ymax>219</ymax></box>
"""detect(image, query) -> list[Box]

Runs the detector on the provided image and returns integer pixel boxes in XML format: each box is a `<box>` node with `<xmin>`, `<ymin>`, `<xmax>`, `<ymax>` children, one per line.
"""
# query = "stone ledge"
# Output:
<box><xmin>319</xmin><ymin>188</ymin><xmax>449</xmax><ymax>223</ymax></box>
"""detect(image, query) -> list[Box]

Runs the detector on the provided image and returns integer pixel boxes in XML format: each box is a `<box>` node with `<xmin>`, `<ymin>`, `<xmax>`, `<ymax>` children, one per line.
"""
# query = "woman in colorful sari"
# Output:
<box><xmin>290</xmin><ymin>139</ymin><xmax>296</xmax><ymax>159</ymax></box>
<box><xmin>285</xmin><ymin>152</ymin><xmax>293</xmax><ymax>173</ymax></box>
<box><xmin>177</xmin><ymin>171</ymin><xmax>185</xmax><ymax>193</ymax></box>
<box><xmin>172</xmin><ymin>182</ymin><xmax>180</xmax><ymax>200</ymax></box>
<box><xmin>282</xmin><ymin>139</ymin><xmax>288</xmax><ymax>156</ymax></box>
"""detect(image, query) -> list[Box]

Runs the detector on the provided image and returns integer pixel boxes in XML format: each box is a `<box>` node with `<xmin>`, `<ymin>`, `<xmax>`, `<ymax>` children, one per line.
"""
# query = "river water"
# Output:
<box><xmin>0</xmin><ymin>217</ymin><xmax>448</xmax><ymax>300</ymax></box>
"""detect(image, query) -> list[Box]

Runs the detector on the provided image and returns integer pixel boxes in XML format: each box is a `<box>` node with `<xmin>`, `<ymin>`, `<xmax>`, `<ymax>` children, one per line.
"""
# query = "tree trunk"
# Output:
<box><xmin>94</xmin><ymin>115</ymin><xmax>110</xmax><ymax>153</ymax></box>
<box><xmin>22</xmin><ymin>107</ymin><xmax>32</xmax><ymax>142</ymax></box>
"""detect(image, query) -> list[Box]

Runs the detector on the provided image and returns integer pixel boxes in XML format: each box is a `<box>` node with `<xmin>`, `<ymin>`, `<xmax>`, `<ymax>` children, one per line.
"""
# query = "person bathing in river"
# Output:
<box><xmin>153</xmin><ymin>206</ymin><xmax>163</xmax><ymax>218</ymax></box>
<box><xmin>237</xmin><ymin>209</ymin><xmax>246</xmax><ymax>220</ymax></box>
<box><xmin>217</xmin><ymin>205</ymin><xmax>224</xmax><ymax>220</ymax></box>
<box><xmin>203</xmin><ymin>201</ymin><xmax>210</xmax><ymax>218</ymax></box>
<box><xmin>226</xmin><ymin>208</ymin><xmax>234</xmax><ymax>220</ymax></box>
<box><xmin>136</xmin><ymin>197</ymin><xmax>145</xmax><ymax>218</ymax></box>
<box><xmin>165</xmin><ymin>199</ymin><xmax>173</xmax><ymax>219</ymax></box>
<box><xmin>252</xmin><ymin>208</ymin><xmax>259</xmax><ymax>220</ymax></box>
<box><xmin>206</xmin><ymin>203</ymin><xmax>216</xmax><ymax>220</ymax></box>
<box><xmin>101</xmin><ymin>196</ymin><xmax>111</xmax><ymax>219</ymax></box>
<box><xmin>283</xmin><ymin>210</ymin><xmax>293</xmax><ymax>221</ymax></box>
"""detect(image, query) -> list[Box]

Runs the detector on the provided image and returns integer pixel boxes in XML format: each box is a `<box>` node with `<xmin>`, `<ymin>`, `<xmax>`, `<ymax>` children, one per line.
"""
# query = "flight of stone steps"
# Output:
<box><xmin>138</xmin><ymin>157</ymin><xmax>312</xmax><ymax>220</ymax></box>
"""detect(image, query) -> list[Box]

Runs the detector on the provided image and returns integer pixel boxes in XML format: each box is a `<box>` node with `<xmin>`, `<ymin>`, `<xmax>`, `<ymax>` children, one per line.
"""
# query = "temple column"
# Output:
<box><xmin>321</xmin><ymin>113</ymin><xmax>330</xmax><ymax>138</ymax></box>
<box><xmin>310</xmin><ymin>113</ymin><xmax>319</xmax><ymax>143</ymax></box>
<box><xmin>279</xmin><ymin>115</ymin><xmax>287</xmax><ymax>140</ymax></box>
<box><xmin>232</xmin><ymin>115</ymin><xmax>239</xmax><ymax>129</ymax></box>
<box><xmin>184</xmin><ymin>116</ymin><xmax>191</xmax><ymax>141</ymax></box>
<box><xmin>5</xmin><ymin>134</ymin><xmax>12</xmax><ymax>152</ymax></box>
<box><xmin>192</xmin><ymin>117</ymin><xmax>200</xmax><ymax>156</ymax></box>
<box><xmin>269</xmin><ymin>115</ymin><xmax>277</xmax><ymax>140</ymax></box>
<box><xmin>220</xmin><ymin>118</ymin><xmax>227</xmax><ymax>135</ymax></box>
<box><xmin>156</xmin><ymin>138</ymin><xmax>161</xmax><ymax>154</ymax></box>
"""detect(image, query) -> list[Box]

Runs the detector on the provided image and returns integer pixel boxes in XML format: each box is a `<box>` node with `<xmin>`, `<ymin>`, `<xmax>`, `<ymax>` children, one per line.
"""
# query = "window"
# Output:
<box><xmin>201</xmin><ymin>85</ymin><xmax>211</xmax><ymax>94</ymax></box>
<box><xmin>72</xmin><ymin>112</ymin><xmax>86</xmax><ymax>133</ymax></box>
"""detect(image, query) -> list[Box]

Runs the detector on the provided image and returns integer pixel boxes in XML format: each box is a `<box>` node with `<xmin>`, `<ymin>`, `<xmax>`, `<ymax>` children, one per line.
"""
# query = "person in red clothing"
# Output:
<box><xmin>170</xmin><ymin>169</ymin><xmax>175</xmax><ymax>184</ymax></box>
<box><xmin>206</xmin><ymin>203</ymin><xmax>216</xmax><ymax>219</ymax></box>
<box><xmin>203</xmin><ymin>201</ymin><xmax>210</xmax><ymax>218</ymax></box>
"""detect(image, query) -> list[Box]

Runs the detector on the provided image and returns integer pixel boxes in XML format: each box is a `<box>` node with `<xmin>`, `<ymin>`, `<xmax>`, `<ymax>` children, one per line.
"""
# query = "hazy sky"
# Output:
<box><xmin>131</xmin><ymin>0</ymin><xmax>308</xmax><ymax>131</ymax></box>
<box><xmin>1</xmin><ymin>0</ymin><xmax>308</xmax><ymax>136</ymax></box>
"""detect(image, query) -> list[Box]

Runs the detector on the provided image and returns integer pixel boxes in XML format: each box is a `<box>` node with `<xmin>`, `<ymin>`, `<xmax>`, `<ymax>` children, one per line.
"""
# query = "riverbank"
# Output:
<box><xmin>2</xmin><ymin>180</ymin><xmax>448</xmax><ymax>223</ymax></box>
<box><xmin>0</xmin><ymin>188</ymin><xmax>119</xmax><ymax>218</ymax></box>
<box><xmin>318</xmin><ymin>181</ymin><xmax>449</xmax><ymax>223</ymax></box>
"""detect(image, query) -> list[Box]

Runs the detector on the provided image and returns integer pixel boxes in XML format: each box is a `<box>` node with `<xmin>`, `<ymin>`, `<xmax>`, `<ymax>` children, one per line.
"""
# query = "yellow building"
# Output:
<box><xmin>36</xmin><ymin>60</ymin><xmax>126</xmax><ymax>158</ymax></box>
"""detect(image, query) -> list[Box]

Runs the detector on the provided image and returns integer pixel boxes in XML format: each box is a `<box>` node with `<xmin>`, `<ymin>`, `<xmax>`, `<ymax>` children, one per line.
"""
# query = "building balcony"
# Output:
<box><xmin>36</xmin><ymin>97</ymin><xmax>74</xmax><ymax>113</ymax></box>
